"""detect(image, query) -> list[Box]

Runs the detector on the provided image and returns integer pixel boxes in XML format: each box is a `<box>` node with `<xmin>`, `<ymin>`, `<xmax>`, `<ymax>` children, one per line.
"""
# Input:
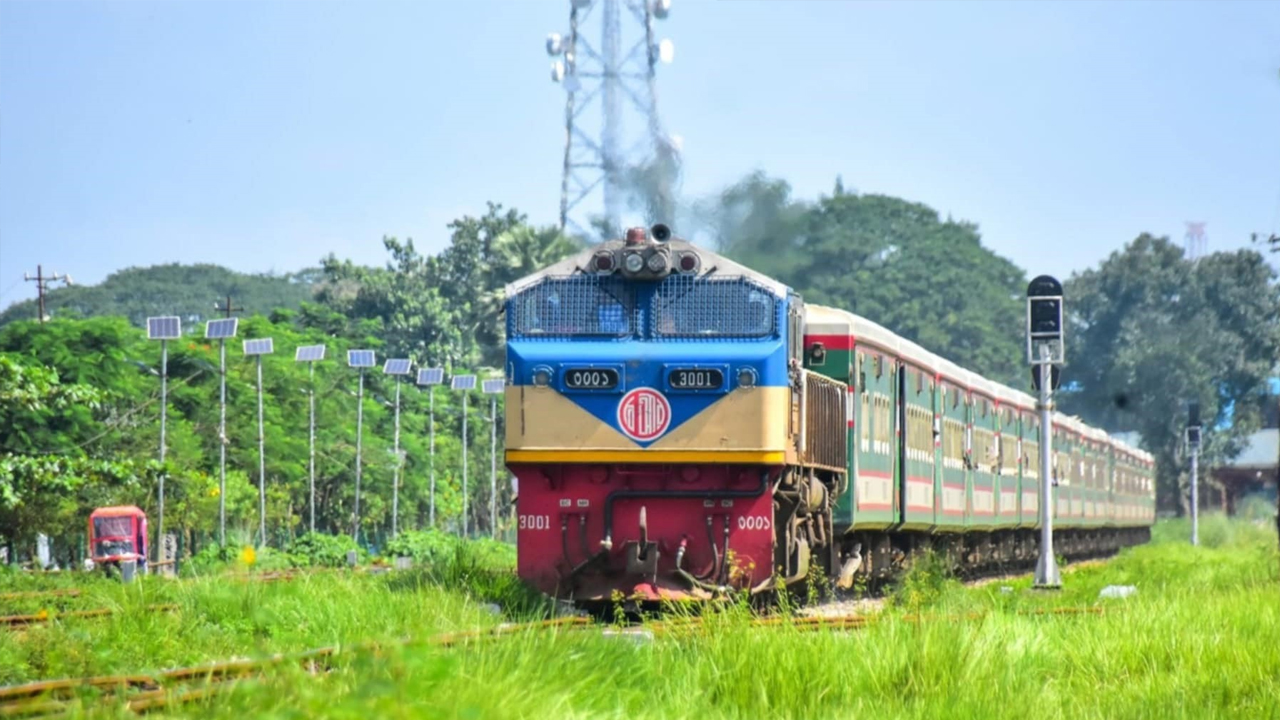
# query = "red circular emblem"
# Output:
<box><xmin>617</xmin><ymin>387</ymin><xmax>671</xmax><ymax>442</ymax></box>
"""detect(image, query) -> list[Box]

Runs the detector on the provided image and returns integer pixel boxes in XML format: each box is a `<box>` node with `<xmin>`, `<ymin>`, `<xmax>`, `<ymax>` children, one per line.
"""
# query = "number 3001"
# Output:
<box><xmin>519</xmin><ymin>515</ymin><xmax>550</xmax><ymax>530</ymax></box>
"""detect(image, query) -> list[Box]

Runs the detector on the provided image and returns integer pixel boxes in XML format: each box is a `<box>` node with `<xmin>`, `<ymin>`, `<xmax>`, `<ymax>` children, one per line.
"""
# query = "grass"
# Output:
<box><xmin>3</xmin><ymin>512</ymin><xmax>1278</xmax><ymax>719</ymax></box>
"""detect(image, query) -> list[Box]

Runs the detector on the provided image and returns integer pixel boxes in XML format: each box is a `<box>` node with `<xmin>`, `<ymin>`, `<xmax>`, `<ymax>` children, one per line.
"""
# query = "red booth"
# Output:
<box><xmin>88</xmin><ymin>506</ymin><xmax>148</xmax><ymax>572</ymax></box>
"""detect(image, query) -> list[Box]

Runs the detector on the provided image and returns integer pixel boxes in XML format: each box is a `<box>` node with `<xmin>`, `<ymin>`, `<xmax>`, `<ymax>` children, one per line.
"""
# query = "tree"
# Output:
<box><xmin>0</xmin><ymin>264</ymin><xmax>319</xmax><ymax>329</ymax></box>
<box><xmin>315</xmin><ymin>204</ymin><xmax>580</xmax><ymax>370</ymax></box>
<box><xmin>0</xmin><ymin>353</ymin><xmax>156</xmax><ymax>559</ymax></box>
<box><xmin>698</xmin><ymin>174</ymin><xmax>1027</xmax><ymax>385</ymax></box>
<box><xmin>1058</xmin><ymin>234</ymin><xmax>1280</xmax><ymax>511</ymax></box>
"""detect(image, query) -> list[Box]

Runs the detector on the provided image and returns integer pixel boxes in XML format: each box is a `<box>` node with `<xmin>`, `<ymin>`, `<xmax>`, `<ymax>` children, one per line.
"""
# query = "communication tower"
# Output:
<box><xmin>546</xmin><ymin>0</ymin><xmax>680</xmax><ymax>239</ymax></box>
<box><xmin>1184</xmin><ymin>221</ymin><xmax>1207</xmax><ymax>261</ymax></box>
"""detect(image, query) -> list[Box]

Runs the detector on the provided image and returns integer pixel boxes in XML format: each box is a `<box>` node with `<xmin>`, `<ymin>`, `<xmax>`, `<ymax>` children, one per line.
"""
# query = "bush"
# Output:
<box><xmin>381</xmin><ymin>530</ymin><xmax>463</xmax><ymax>567</ymax></box>
<box><xmin>287</xmin><ymin>532</ymin><xmax>368</xmax><ymax>568</ymax></box>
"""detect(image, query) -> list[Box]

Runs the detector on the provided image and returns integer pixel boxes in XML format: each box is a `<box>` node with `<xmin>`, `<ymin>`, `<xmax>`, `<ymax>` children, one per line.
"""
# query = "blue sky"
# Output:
<box><xmin>2</xmin><ymin>0</ymin><xmax>1278</xmax><ymax>311</ymax></box>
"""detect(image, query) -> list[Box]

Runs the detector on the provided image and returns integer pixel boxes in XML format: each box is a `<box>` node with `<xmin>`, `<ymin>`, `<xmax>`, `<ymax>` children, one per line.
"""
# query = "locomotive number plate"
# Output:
<box><xmin>564</xmin><ymin>367</ymin><xmax>619</xmax><ymax>390</ymax></box>
<box><xmin>669</xmin><ymin>368</ymin><xmax>723</xmax><ymax>390</ymax></box>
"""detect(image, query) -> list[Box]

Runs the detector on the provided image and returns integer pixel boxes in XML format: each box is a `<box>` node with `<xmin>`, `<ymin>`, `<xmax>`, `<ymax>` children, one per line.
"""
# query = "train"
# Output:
<box><xmin>502</xmin><ymin>224</ymin><xmax>1155</xmax><ymax>605</ymax></box>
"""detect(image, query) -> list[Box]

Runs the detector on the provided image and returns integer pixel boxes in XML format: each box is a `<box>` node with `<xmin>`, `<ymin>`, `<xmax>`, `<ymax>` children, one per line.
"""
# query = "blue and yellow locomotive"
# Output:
<box><xmin>503</xmin><ymin>225</ymin><xmax>1155</xmax><ymax>604</ymax></box>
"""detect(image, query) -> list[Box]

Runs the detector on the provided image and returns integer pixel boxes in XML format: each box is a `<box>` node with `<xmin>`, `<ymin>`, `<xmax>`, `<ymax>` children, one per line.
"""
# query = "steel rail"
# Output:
<box><xmin>1</xmin><ymin>605</ymin><xmax>179</xmax><ymax>629</ymax></box>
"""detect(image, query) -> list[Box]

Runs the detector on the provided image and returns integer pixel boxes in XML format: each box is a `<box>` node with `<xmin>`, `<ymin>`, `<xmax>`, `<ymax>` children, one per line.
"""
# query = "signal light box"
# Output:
<box><xmin>1026</xmin><ymin>275</ymin><xmax>1064</xmax><ymax>367</ymax></box>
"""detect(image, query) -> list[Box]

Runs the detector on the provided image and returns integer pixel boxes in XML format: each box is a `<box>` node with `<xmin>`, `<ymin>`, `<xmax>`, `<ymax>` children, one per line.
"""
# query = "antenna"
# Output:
<box><xmin>546</xmin><ymin>0</ymin><xmax>681</xmax><ymax>238</ymax></box>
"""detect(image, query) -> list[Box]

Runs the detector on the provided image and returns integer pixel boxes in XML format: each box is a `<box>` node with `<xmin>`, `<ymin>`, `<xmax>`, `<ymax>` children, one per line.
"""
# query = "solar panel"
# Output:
<box><xmin>417</xmin><ymin>367</ymin><xmax>444</xmax><ymax>386</ymax></box>
<box><xmin>243</xmin><ymin>338</ymin><xmax>274</xmax><ymax>356</ymax></box>
<box><xmin>204</xmin><ymin>318</ymin><xmax>238</xmax><ymax>340</ymax></box>
<box><xmin>450</xmin><ymin>375</ymin><xmax>476</xmax><ymax>391</ymax></box>
<box><xmin>482</xmin><ymin>379</ymin><xmax>505</xmax><ymax>394</ymax></box>
<box><xmin>383</xmin><ymin>358</ymin><xmax>412</xmax><ymax>375</ymax></box>
<box><xmin>347</xmin><ymin>350</ymin><xmax>376</xmax><ymax>368</ymax></box>
<box><xmin>147</xmin><ymin>316</ymin><xmax>181</xmax><ymax>340</ymax></box>
<box><xmin>294</xmin><ymin>344</ymin><xmax>326</xmax><ymax>362</ymax></box>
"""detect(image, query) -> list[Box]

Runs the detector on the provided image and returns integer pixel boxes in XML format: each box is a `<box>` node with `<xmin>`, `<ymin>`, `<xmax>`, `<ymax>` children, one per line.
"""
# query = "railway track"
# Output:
<box><xmin>1</xmin><ymin>605</ymin><xmax>179</xmax><ymax>629</ymax></box>
<box><xmin>0</xmin><ymin>605</ymin><xmax>1115</xmax><ymax>718</ymax></box>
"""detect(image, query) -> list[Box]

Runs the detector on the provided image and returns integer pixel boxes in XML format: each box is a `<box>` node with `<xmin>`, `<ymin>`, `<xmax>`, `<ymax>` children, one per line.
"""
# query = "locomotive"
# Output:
<box><xmin>502</xmin><ymin>225</ymin><xmax>1155</xmax><ymax>604</ymax></box>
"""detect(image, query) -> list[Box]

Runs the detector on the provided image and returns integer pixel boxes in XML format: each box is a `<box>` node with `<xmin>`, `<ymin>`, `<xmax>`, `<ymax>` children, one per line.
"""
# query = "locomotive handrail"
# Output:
<box><xmin>801</xmin><ymin>371</ymin><xmax>848</xmax><ymax>471</ymax></box>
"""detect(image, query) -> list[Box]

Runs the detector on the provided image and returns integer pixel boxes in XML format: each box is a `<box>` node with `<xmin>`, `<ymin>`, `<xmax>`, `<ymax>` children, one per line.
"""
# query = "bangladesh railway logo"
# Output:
<box><xmin>617</xmin><ymin>387</ymin><xmax>671</xmax><ymax>442</ymax></box>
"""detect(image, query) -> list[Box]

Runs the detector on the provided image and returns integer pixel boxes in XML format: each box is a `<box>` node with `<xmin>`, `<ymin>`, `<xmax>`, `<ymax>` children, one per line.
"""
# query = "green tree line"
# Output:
<box><xmin>3</xmin><ymin>177</ymin><xmax>1276</xmax><ymax>564</ymax></box>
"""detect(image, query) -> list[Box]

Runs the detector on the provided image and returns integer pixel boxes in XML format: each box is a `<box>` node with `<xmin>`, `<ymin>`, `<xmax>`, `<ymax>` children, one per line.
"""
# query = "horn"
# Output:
<box><xmin>651</xmin><ymin>223</ymin><xmax>671</xmax><ymax>242</ymax></box>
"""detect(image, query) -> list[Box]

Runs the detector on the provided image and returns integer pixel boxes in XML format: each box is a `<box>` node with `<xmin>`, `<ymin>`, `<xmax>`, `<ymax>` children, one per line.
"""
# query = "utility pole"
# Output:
<box><xmin>23</xmin><ymin>266</ymin><xmax>72</xmax><ymax>323</ymax></box>
<box><xmin>215</xmin><ymin>295</ymin><xmax>244</xmax><ymax>320</ymax></box>
<box><xmin>1027</xmin><ymin>275</ymin><xmax>1064</xmax><ymax>589</ymax></box>
<box><xmin>1186</xmin><ymin>402</ymin><xmax>1202</xmax><ymax>547</ymax></box>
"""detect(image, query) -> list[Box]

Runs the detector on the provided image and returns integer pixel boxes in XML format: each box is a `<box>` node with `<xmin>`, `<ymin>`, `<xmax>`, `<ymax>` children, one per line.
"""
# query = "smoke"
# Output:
<box><xmin>620</xmin><ymin>134</ymin><xmax>684</xmax><ymax>230</ymax></box>
<box><xmin>614</xmin><ymin>141</ymin><xmax>811</xmax><ymax>260</ymax></box>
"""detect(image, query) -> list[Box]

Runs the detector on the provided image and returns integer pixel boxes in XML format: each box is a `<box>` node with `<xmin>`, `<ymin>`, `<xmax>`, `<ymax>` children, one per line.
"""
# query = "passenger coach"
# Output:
<box><xmin>503</xmin><ymin>225</ymin><xmax>1155</xmax><ymax>604</ymax></box>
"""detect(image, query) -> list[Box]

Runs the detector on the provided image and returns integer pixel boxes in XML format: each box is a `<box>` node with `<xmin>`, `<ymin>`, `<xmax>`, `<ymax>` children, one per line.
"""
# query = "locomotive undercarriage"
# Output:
<box><xmin>518</xmin><ymin>459</ymin><xmax>1148</xmax><ymax>609</ymax></box>
<box><xmin>834</xmin><ymin>524</ymin><xmax>1152</xmax><ymax>590</ymax></box>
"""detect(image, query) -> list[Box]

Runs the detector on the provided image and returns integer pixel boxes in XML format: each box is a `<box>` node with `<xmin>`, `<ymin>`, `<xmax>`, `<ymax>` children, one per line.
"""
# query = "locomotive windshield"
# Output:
<box><xmin>651</xmin><ymin>276</ymin><xmax>777</xmax><ymax>338</ymax></box>
<box><xmin>509</xmin><ymin>275</ymin><xmax>779</xmax><ymax>339</ymax></box>
<box><xmin>512</xmin><ymin>277</ymin><xmax>634</xmax><ymax>337</ymax></box>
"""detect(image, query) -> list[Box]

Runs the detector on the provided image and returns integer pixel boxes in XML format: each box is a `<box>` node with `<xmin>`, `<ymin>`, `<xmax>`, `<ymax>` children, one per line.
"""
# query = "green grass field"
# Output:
<box><xmin>3</xmin><ymin>514</ymin><xmax>1277</xmax><ymax>719</ymax></box>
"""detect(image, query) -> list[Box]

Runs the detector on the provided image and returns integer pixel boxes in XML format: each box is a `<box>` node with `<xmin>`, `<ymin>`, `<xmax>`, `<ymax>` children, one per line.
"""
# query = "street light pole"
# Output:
<box><xmin>1187</xmin><ymin>402</ymin><xmax>1202</xmax><ymax>547</ymax></box>
<box><xmin>242</xmin><ymin>337</ymin><xmax>274</xmax><ymax>548</ymax></box>
<box><xmin>146</xmin><ymin>316</ymin><xmax>181</xmax><ymax>566</ymax></box>
<box><xmin>159</xmin><ymin>338</ymin><xmax>168</xmax><ymax>560</ymax></box>
<box><xmin>430</xmin><ymin>385</ymin><xmax>436</xmax><ymax>528</ymax></box>
<box><xmin>392</xmin><ymin>374</ymin><xmax>402</xmax><ymax>538</ymax></box>
<box><xmin>354</xmin><ymin>366</ymin><xmax>365</xmax><ymax>542</ymax></box>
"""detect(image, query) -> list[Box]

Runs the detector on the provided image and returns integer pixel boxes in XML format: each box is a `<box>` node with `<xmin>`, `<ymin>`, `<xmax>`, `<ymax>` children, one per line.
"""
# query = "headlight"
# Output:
<box><xmin>532</xmin><ymin>367</ymin><xmax>552</xmax><ymax>387</ymax></box>
<box><xmin>737</xmin><ymin>367</ymin><xmax>757</xmax><ymax>388</ymax></box>
<box><xmin>623</xmin><ymin>253</ymin><xmax>644</xmax><ymax>273</ymax></box>
<box><xmin>646</xmin><ymin>252</ymin><xmax>668</xmax><ymax>273</ymax></box>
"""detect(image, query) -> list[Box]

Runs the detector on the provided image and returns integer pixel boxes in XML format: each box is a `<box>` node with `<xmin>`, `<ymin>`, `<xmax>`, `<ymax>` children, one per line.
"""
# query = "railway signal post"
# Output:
<box><xmin>1027</xmin><ymin>276</ymin><xmax>1064</xmax><ymax>589</ymax></box>
<box><xmin>1186</xmin><ymin>402</ymin><xmax>1202</xmax><ymax>546</ymax></box>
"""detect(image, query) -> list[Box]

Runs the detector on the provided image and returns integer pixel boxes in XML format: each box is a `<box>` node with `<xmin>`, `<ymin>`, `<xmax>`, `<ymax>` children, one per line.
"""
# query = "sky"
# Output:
<box><xmin>2</xmin><ymin>0</ymin><xmax>1278</xmax><ymax>311</ymax></box>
